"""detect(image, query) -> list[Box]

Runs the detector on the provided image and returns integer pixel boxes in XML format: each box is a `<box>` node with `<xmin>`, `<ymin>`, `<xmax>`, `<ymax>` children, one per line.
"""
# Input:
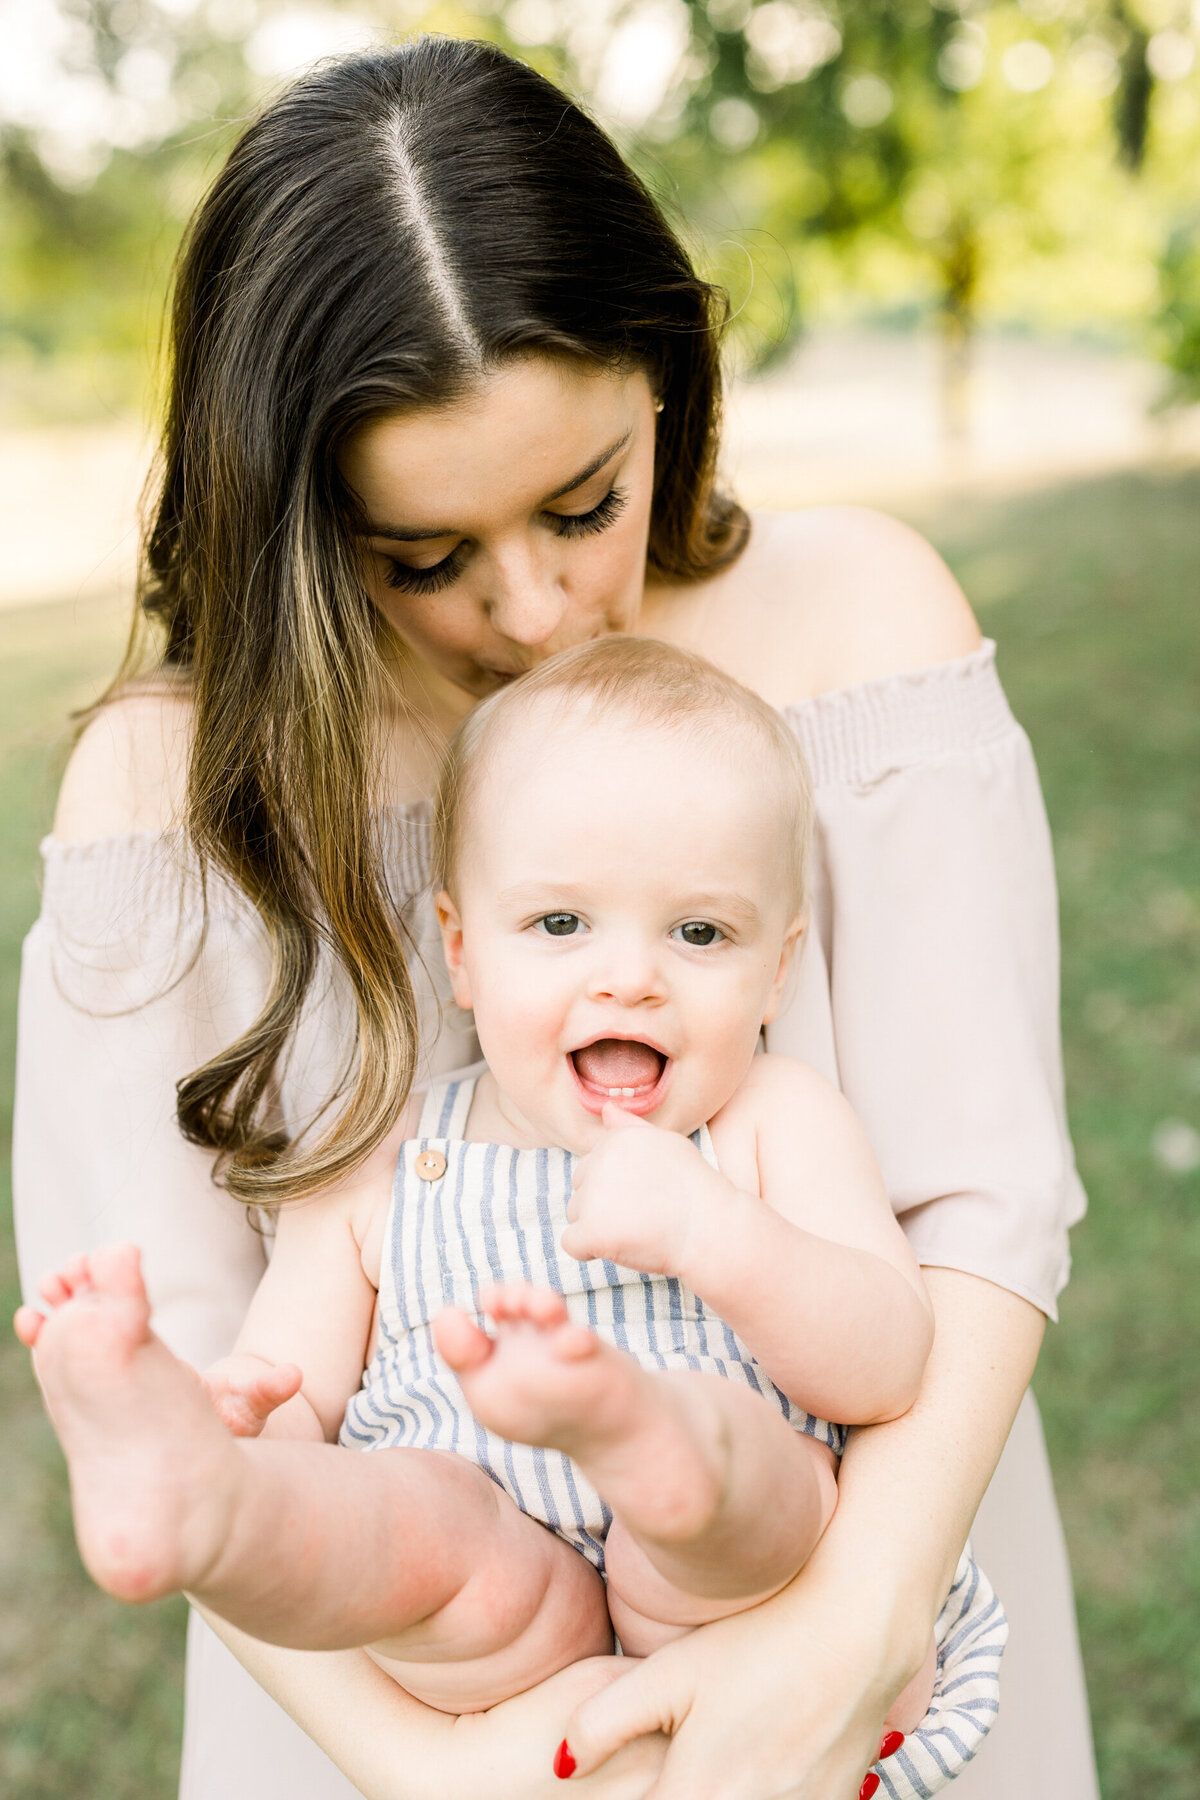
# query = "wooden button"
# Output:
<box><xmin>415</xmin><ymin>1149</ymin><xmax>447</xmax><ymax>1182</ymax></box>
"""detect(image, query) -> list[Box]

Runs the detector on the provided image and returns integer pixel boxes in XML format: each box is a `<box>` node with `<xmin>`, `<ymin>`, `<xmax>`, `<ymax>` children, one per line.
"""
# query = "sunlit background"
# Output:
<box><xmin>1</xmin><ymin>4</ymin><xmax>1198</xmax><ymax>1796</ymax></box>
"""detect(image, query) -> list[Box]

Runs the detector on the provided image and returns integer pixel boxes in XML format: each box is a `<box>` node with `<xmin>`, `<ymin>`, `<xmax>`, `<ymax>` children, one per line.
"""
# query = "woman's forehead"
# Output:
<box><xmin>341</xmin><ymin>357</ymin><xmax>650</xmax><ymax>533</ymax></box>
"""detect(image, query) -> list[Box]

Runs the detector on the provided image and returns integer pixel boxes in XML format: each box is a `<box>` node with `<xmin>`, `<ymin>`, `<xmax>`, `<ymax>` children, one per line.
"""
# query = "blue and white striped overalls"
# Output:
<box><xmin>339</xmin><ymin>1076</ymin><xmax>1007</xmax><ymax>1798</ymax></box>
<box><xmin>341</xmin><ymin>1076</ymin><xmax>843</xmax><ymax>1571</ymax></box>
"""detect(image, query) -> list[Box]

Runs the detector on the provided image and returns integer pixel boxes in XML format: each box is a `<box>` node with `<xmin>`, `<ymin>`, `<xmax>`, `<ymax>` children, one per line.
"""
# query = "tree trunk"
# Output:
<box><xmin>938</xmin><ymin>222</ymin><xmax>980</xmax><ymax>448</ymax></box>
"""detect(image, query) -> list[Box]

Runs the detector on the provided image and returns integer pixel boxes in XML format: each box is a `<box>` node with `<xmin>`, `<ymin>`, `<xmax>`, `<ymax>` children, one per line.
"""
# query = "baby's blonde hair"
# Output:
<box><xmin>433</xmin><ymin>636</ymin><xmax>812</xmax><ymax>912</ymax></box>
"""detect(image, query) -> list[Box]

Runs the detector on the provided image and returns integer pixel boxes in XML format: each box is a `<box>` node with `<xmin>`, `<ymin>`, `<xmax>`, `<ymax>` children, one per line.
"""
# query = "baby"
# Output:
<box><xmin>18</xmin><ymin>639</ymin><xmax>1001</xmax><ymax>1786</ymax></box>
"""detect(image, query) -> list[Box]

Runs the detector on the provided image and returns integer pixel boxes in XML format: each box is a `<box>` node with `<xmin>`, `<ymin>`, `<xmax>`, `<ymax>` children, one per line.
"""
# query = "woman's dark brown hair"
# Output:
<box><xmin>133</xmin><ymin>34</ymin><xmax>749</xmax><ymax>1205</ymax></box>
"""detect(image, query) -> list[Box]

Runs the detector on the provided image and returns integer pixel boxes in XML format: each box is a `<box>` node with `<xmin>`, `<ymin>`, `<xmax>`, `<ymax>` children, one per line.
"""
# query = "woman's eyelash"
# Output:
<box><xmin>380</xmin><ymin>487</ymin><xmax>628</xmax><ymax>594</ymax></box>
<box><xmin>549</xmin><ymin>486</ymin><xmax>629</xmax><ymax>539</ymax></box>
<box><xmin>383</xmin><ymin>546</ymin><xmax>467</xmax><ymax>595</ymax></box>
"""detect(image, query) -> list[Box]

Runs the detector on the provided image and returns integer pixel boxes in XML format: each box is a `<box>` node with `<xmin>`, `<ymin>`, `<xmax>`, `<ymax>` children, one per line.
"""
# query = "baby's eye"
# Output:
<box><xmin>535</xmin><ymin>913</ymin><xmax>584</xmax><ymax>937</ymax></box>
<box><xmin>671</xmin><ymin>921</ymin><xmax>724</xmax><ymax>948</ymax></box>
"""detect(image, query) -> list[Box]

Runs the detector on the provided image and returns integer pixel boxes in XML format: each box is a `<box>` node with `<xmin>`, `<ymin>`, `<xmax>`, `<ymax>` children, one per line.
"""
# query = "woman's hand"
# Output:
<box><xmin>557</xmin><ymin>1566</ymin><xmax>911</xmax><ymax>1800</ymax></box>
<box><xmin>450</xmin><ymin>1655</ymin><xmax>669</xmax><ymax>1800</ymax></box>
<box><xmin>556</xmin><ymin>1270</ymin><xmax>1046</xmax><ymax>1800</ymax></box>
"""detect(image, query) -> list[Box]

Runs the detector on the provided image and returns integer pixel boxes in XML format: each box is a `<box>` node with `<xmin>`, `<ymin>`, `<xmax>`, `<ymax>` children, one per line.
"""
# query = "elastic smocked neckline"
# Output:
<box><xmin>39</xmin><ymin>638</ymin><xmax>1013</xmax><ymax>908</ymax></box>
<box><xmin>785</xmin><ymin>637</ymin><xmax>1012</xmax><ymax>789</ymax></box>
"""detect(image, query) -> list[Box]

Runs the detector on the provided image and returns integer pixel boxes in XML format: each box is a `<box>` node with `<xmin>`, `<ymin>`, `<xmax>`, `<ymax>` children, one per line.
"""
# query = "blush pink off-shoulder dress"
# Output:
<box><xmin>13</xmin><ymin>641</ymin><xmax>1099</xmax><ymax>1799</ymax></box>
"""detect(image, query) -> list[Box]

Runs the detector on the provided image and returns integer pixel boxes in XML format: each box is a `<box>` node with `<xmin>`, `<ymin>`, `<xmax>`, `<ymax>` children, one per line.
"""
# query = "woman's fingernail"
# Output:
<box><xmin>553</xmin><ymin>1739</ymin><xmax>577</xmax><ymax>1779</ymax></box>
<box><xmin>879</xmin><ymin>1730</ymin><xmax>906</xmax><ymax>1758</ymax></box>
<box><xmin>860</xmin><ymin>1776</ymin><xmax>881</xmax><ymax>1800</ymax></box>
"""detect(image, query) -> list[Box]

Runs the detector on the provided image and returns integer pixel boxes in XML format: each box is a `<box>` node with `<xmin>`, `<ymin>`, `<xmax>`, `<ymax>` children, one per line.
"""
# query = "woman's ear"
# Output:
<box><xmin>761</xmin><ymin>913</ymin><xmax>806</xmax><ymax>1027</ymax></box>
<box><xmin>434</xmin><ymin>890</ymin><xmax>474</xmax><ymax>1012</ymax></box>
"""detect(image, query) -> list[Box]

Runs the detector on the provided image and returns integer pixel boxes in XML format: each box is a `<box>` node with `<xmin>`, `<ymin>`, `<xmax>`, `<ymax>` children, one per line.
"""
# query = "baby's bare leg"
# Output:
<box><xmin>601</xmin><ymin>1379</ymin><xmax>838</xmax><ymax>1654</ymax></box>
<box><xmin>17</xmin><ymin>1247</ymin><xmax>610</xmax><ymax>1710</ymax></box>
<box><xmin>437</xmin><ymin>1283</ymin><xmax>838</xmax><ymax>1657</ymax></box>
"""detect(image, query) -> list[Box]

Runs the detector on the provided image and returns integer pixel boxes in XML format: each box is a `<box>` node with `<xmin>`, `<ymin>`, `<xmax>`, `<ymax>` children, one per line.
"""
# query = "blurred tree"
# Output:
<box><xmin>1155</xmin><ymin>212</ymin><xmax>1200</xmax><ymax>403</ymax></box>
<box><xmin>1112</xmin><ymin>0</ymin><xmax>1153</xmax><ymax>170</ymax></box>
<box><xmin>656</xmin><ymin>0</ymin><xmax>1197</xmax><ymax>435</ymax></box>
<box><xmin>3</xmin><ymin>0</ymin><xmax>1200</xmax><ymax>425</ymax></box>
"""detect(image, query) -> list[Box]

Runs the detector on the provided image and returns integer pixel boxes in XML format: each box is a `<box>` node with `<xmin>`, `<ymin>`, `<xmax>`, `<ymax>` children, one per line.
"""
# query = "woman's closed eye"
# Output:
<box><xmin>670</xmin><ymin>920</ymin><xmax>725</xmax><ymax>948</ymax></box>
<box><xmin>549</xmin><ymin>485</ymin><xmax>628</xmax><ymax>540</ymax></box>
<box><xmin>380</xmin><ymin>488</ymin><xmax>629</xmax><ymax>595</ymax></box>
<box><xmin>383</xmin><ymin>544</ymin><xmax>468</xmax><ymax>596</ymax></box>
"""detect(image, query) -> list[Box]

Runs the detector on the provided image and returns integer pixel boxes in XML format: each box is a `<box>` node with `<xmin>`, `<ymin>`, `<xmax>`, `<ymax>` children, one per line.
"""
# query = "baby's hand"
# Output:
<box><xmin>202</xmin><ymin>1354</ymin><xmax>303</xmax><ymax>1438</ymax></box>
<box><xmin>561</xmin><ymin>1105</ymin><xmax>731</xmax><ymax>1277</ymax></box>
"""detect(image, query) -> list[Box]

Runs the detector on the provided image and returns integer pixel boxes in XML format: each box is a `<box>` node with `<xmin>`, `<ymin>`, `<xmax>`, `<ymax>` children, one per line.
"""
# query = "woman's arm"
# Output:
<box><xmin>561</xmin><ymin>1269</ymin><xmax>1043</xmax><ymax>1798</ymax></box>
<box><xmin>196</xmin><ymin>1609</ymin><xmax>668</xmax><ymax>1800</ymax></box>
<box><xmin>216</xmin><ymin>1269</ymin><xmax>1037</xmax><ymax>1800</ymax></box>
<box><xmin>15</xmin><ymin>696</ymin><xmax>270</xmax><ymax>1369</ymax></box>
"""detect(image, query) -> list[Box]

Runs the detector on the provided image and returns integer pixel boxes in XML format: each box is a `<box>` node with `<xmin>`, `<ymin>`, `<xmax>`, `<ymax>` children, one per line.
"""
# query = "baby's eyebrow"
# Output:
<box><xmin>496</xmin><ymin>882</ymin><xmax>592</xmax><ymax>910</ymax></box>
<box><xmin>495</xmin><ymin>884</ymin><xmax>764</xmax><ymax>930</ymax></box>
<box><xmin>679</xmin><ymin>892</ymin><xmax>763</xmax><ymax>930</ymax></box>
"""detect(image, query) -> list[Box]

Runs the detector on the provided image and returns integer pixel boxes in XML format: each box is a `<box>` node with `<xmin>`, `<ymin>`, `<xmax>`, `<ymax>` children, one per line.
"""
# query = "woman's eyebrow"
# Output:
<box><xmin>362</xmin><ymin>429</ymin><xmax>633</xmax><ymax>542</ymax></box>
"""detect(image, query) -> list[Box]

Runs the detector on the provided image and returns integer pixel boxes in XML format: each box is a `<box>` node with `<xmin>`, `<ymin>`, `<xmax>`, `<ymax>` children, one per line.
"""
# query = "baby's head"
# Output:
<box><xmin>433</xmin><ymin>638</ymin><xmax>812</xmax><ymax>1150</ymax></box>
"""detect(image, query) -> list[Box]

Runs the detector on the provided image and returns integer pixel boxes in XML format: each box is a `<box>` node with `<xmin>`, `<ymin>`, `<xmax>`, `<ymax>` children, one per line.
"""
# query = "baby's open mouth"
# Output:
<box><xmin>569</xmin><ymin>1039</ymin><xmax>671</xmax><ymax>1116</ymax></box>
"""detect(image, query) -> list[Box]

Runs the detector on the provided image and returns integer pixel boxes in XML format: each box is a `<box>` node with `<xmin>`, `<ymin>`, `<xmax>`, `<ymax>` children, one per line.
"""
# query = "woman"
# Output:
<box><xmin>14</xmin><ymin>36</ymin><xmax>1097</xmax><ymax>1800</ymax></box>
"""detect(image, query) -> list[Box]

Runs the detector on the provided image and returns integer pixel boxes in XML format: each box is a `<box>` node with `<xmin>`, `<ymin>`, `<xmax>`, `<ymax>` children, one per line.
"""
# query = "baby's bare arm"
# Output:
<box><xmin>206</xmin><ymin>1131</ymin><xmax>398</xmax><ymax>1443</ymax></box>
<box><xmin>692</xmin><ymin>1056</ymin><xmax>934</xmax><ymax>1423</ymax></box>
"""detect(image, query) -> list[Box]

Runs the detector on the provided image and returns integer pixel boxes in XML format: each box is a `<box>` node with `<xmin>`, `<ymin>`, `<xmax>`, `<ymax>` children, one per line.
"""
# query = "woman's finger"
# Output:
<box><xmin>559</xmin><ymin>1659</ymin><xmax>684</xmax><ymax>1780</ymax></box>
<box><xmin>858</xmin><ymin>1731</ymin><xmax>904</xmax><ymax>1800</ymax></box>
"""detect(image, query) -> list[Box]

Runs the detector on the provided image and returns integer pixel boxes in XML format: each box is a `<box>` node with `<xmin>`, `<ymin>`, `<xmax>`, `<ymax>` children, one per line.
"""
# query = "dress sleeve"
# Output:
<box><xmin>775</xmin><ymin>641</ymin><xmax>1085</xmax><ymax>1320</ymax></box>
<box><xmin>13</xmin><ymin>833</ymin><xmax>271</xmax><ymax>1367</ymax></box>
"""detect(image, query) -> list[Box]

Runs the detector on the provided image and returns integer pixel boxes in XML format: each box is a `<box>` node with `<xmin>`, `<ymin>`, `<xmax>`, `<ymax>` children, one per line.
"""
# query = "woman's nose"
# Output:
<box><xmin>485</xmin><ymin>545</ymin><xmax>568</xmax><ymax>647</ymax></box>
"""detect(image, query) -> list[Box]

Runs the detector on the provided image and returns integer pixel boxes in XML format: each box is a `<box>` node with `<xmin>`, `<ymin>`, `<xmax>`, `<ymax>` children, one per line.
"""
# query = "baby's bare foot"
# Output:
<box><xmin>434</xmin><ymin>1282</ymin><xmax>725</xmax><ymax>1544</ymax></box>
<box><xmin>18</xmin><ymin>1245</ymin><xmax>238</xmax><ymax>1603</ymax></box>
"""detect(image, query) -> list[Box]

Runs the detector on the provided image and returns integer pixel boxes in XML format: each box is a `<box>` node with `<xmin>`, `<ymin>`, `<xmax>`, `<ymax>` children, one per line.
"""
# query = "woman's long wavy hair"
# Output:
<box><xmin>126</xmin><ymin>35</ymin><xmax>749</xmax><ymax>1207</ymax></box>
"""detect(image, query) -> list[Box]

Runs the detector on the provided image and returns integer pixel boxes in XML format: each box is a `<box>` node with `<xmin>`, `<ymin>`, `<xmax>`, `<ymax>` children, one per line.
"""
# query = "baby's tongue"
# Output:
<box><xmin>573</xmin><ymin>1039</ymin><xmax>663</xmax><ymax>1090</ymax></box>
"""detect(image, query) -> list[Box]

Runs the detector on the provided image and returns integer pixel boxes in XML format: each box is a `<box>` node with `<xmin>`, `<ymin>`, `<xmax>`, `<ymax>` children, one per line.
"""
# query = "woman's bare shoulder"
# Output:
<box><xmin>648</xmin><ymin>506</ymin><xmax>981</xmax><ymax>705</ymax></box>
<box><xmin>53</xmin><ymin>684</ymin><xmax>193</xmax><ymax>842</ymax></box>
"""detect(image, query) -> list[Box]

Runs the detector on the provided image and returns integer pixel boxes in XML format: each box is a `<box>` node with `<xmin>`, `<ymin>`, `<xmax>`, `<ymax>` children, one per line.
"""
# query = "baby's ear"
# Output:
<box><xmin>761</xmin><ymin>912</ymin><xmax>806</xmax><ymax>1027</ymax></box>
<box><xmin>434</xmin><ymin>890</ymin><xmax>473</xmax><ymax>1011</ymax></box>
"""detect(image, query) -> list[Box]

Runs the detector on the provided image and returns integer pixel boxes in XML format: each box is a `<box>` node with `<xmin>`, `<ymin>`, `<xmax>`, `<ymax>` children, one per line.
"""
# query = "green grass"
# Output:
<box><xmin>1</xmin><ymin>467</ymin><xmax>1198</xmax><ymax>1796</ymax></box>
<box><xmin>0</xmin><ymin>596</ymin><xmax>189</xmax><ymax>1800</ymax></box>
<box><xmin>904</xmin><ymin>465</ymin><xmax>1200</xmax><ymax>1797</ymax></box>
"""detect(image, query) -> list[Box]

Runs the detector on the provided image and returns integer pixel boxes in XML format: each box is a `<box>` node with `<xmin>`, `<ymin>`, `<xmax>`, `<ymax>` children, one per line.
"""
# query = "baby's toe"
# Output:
<box><xmin>13</xmin><ymin>1304</ymin><xmax>45</xmax><ymax>1348</ymax></box>
<box><xmin>89</xmin><ymin>1244</ymin><xmax>147</xmax><ymax>1303</ymax></box>
<box><xmin>433</xmin><ymin>1306</ymin><xmax>493</xmax><ymax>1372</ymax></box>
<box><xmin>525</xmin><ymin>1286</ymin><xmax>570</xmax><ymax>1326</ymax></box>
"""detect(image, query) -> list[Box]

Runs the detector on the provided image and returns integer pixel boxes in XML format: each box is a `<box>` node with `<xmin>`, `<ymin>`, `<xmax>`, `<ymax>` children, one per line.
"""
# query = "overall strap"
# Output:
<box><xmin>692</xmin><ymin>1121</ymin><xmax>720</xmax><ymax>1172</ymax></box>
<box><xmin>416</xmin><ymin>1077</ymin><xmax>478</xmax><ymax>1141</ymax></box>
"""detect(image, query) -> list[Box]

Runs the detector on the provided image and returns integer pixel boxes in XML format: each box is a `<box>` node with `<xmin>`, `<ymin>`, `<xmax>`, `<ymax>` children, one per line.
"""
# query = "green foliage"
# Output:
<box><xmin>4</xmin><ymin>2</ymin><xmax>1200</xmax><ymax>404</ymax></box>
<box><xmin>1155</xmin><ymin>212</ymin><xmax>1200</xmax><ymax>400</ymax></box>
<box><xmin>661</xmin><ymin>0</ymin><xmax>1197</xmax><ymax>363</ymax></box>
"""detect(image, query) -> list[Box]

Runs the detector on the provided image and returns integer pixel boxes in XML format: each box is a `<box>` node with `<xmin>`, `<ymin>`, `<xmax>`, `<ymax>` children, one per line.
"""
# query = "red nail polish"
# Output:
<box><xmin>860</xmin><ymin>1776</ymin><xmax>880</xmax><ymax>1800</ymax></box>
<box><xmin>879</xmin><ymin>1730</ymin><xmax>906</xmax><ymax>1759</ymax></box>
<box><xmin>553</xmin><ymin>1739</ymin><xmax>576</xmax><ymax>1779</ymax></box>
